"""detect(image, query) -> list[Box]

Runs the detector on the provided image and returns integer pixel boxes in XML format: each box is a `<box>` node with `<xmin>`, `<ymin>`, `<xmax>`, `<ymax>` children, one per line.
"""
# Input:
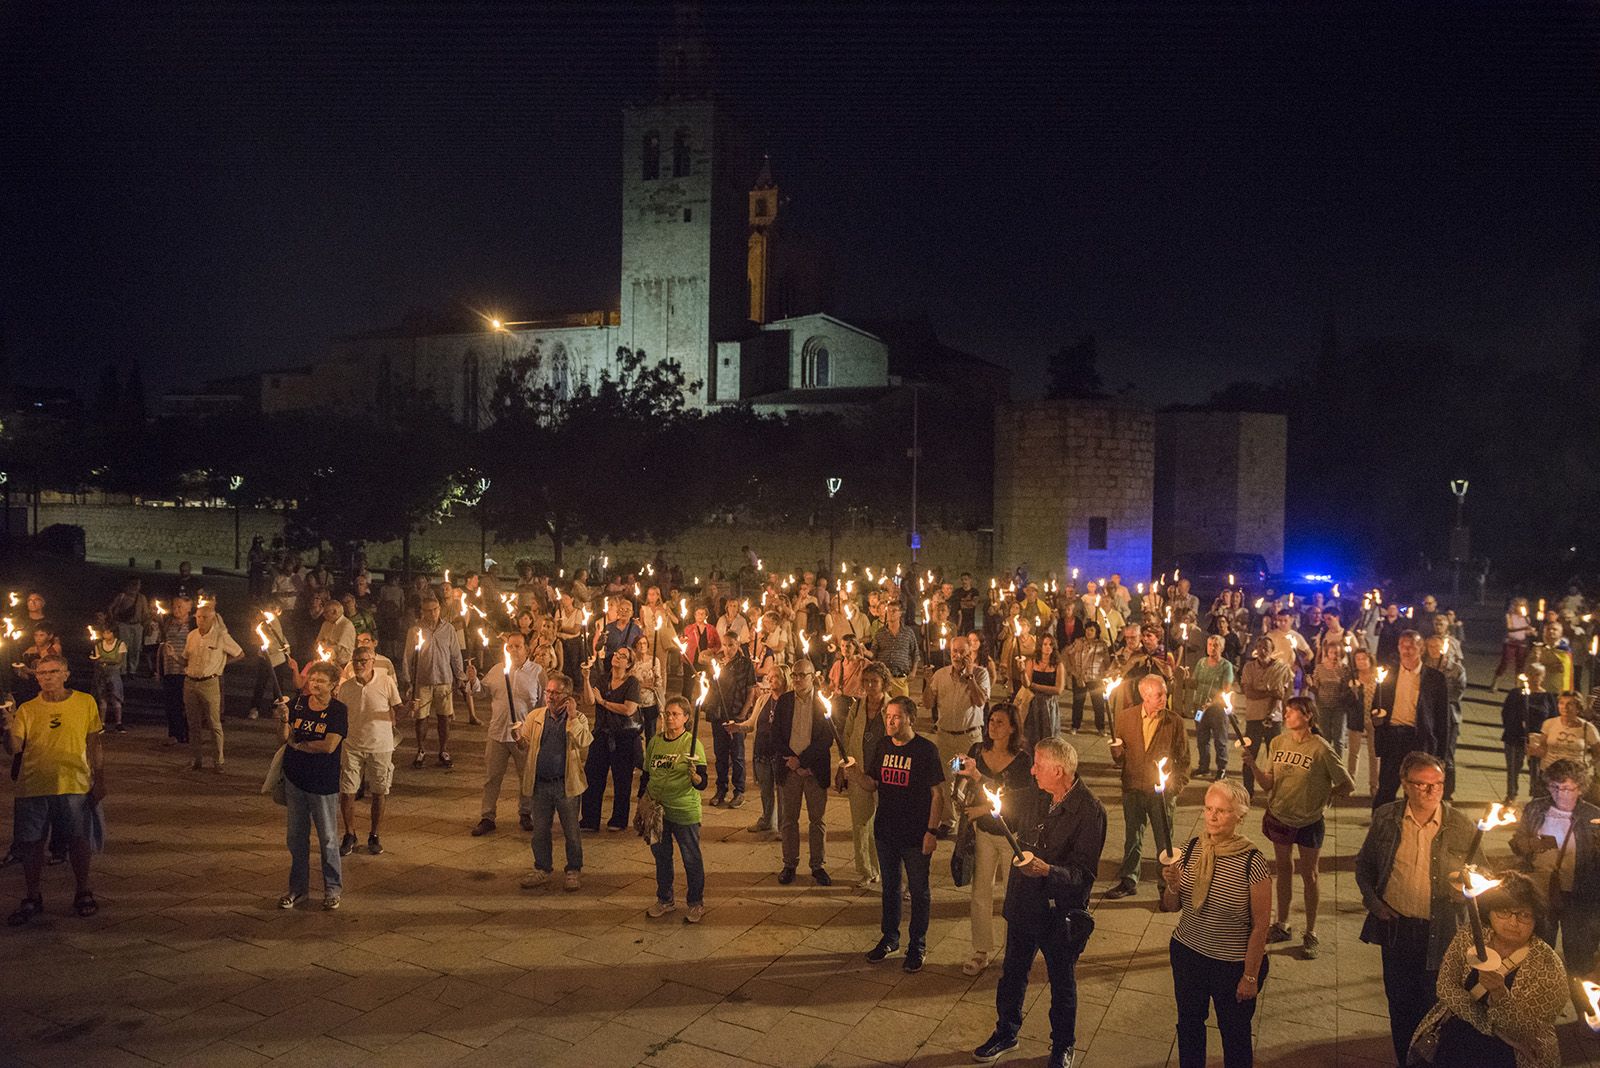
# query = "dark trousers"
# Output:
<box><xmin>712</xmin><ymin>723</ymin><xmax>746</xmax><ymax>796</ymax></box>
<box><xmin>580</xmin><ymin>731</ymin><xmax>638</xmax><ymax>830</ymax></box>
<box><xmin>1241</xmin><ymin>720</ymin><xmax>1280</xmax><ymax>799</ymax></box>
<box><xmin>1070</xmin><ymin>686</ymin><xmax>1108</xmax><ymax>732</ymax></box>
<box><xmin>1372</xmin><ymin>725</ymin><xmax>1419</xmax><ymax>810</ymax></box>
<box><xmin>875</xmin><ymin>838</ymin><xmax>931</xmax><ymax>949</ymax></box>
<box><xmin>1540</xmin><ymin>905</ymin><xmax>1600</xmax><ymax>979</ymax></box>
<box><xmin>995</xmin><ymin>915</ymin><xmax>1081</xmax><ymax>1051</ymax></box>
<box><xmin>1170</xmin><ymin>938</ymin><xmax>1266</xmax><ymax>1068</ymax></box>
<box><xmin>1379</xmin><ymin>916</ymin><xmax>1435</xmax><ymax>1067</ymax></box>
<box><xmin>1504</xmin><ymin>741</ymin><xmax>1527</xmax><ymax>799</ymax></box>
<box><xmin>1441</xmin><ymin>714</ymin><xmax>1459</xmax><ymax>800</ymax></box>
<box><xmin>250</xmin><ymin>659</ymin><xmax>296</xmax><ymax>713</ymax></box>
<box><xmin>161</xmin><ymin>674</ymin><xmax>188</xmax><ymax>742</ymax></box>
<box><xmin>1196</xmin><ymin>707</ymin><xmax>1228</xmax><ymax>775</ymax></box>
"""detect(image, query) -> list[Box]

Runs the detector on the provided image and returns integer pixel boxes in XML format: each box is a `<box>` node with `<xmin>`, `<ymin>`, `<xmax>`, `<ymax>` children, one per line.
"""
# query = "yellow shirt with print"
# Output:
<box><xmin>11</xmin><ymin>690</ymin><xmax>102</xmax><ymax>797</ymax></box>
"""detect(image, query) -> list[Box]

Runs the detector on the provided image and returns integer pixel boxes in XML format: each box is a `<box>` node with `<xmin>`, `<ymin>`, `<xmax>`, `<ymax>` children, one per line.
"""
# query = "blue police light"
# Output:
<box><xmin>1302</xmin><ymin>573</ymin><xmax>1333</xmax><ymax>583</ymax></box>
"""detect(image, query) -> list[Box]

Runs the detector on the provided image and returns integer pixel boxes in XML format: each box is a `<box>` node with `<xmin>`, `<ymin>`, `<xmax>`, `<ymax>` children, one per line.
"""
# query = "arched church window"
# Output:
<box><xmin>643</xmin><ymin>131</ymin><xmax>660</xmax><ymax>180</ymax></box>
<box><xmin>801</xmin><ymin>336</ymin><xmax>832</xmax><ymax>388</ymax></box>
<box><xmin>672</xmin><ymin>129</ymin><xmax>691</xmax><ymax>177</ymax></box>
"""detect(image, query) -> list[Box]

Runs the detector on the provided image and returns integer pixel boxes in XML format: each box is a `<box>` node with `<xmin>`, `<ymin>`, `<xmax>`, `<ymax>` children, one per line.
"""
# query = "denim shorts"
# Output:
<box><xmin>13</xmin><ymin>793</ymin><xmax>93</xmax><ymax>845</ymax></box>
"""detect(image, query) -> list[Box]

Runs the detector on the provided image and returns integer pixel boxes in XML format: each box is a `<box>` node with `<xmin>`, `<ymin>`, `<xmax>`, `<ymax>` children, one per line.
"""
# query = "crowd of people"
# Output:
<box><xmin>5</xmin><ymin>554</ymin><xmax>1600</xmax><ymax>1068</ymax></box>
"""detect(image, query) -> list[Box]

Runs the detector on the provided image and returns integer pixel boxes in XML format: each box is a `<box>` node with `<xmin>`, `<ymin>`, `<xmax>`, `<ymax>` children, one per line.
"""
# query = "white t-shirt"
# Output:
<box><xmin>336</xmin><ymin>673</ymin><xmax>402</xmax><ymax>753</ymax></box>
<box><xmin>1539</xmin><ymin>716</ymin><xmax>1599</xmax><ymax>768</ymax></box>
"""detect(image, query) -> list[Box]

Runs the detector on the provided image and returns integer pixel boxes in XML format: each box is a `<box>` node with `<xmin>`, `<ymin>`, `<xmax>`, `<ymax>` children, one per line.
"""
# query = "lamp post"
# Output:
<box><xmin>907</xmin><ymin>383</ymin><xmax>923</xmax><ymax>566</ymax></box>
<box><xmin>229</xmin><ymin>475</ymin><xmax>244</xmax><ymax>571</ymax></box>
<box><xmin>1448</xmin><ymin>479</ymin><xmax>1469</xmax><ymax>598</ymax></box>
<box><xmin>826</xmin><ymin>476</ymin><xmax>842</xmax><ymax>578</ymax></box>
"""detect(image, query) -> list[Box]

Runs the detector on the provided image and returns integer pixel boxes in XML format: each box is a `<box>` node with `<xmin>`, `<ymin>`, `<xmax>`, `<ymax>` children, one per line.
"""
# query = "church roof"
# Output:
<box><xmin>753</xmin><ymin>155</ymin><xmax>774</xmax><ymax>190</ymax></box>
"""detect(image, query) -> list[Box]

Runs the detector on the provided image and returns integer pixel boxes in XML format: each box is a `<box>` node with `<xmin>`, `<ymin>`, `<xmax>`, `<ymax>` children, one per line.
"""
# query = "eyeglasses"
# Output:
<box><xmin>792</xmin><ymin>671</ymin><xmax>814</xmax><ymax>678</ymax></box>
<box><xmin>1403</xmin><ymin>779</ymin><xmax>1444</xmax><ymax>792</ymax></box>
<box><xmin>1492</xmin><ymin>908</ymin><xmax>1534</xmax><ymax>922</ymax></box>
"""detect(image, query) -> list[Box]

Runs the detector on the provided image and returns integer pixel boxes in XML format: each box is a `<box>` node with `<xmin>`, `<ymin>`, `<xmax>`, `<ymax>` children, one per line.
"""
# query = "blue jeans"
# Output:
<box><xmin>530</xmin><ymin>779</ymin><xmax>583</xmax><ymax>872</ymax></box>
<box><xmin>285</xmin><ymin>780</ymin><xmax>341</xmax><ymax>897</ymax></box>
<box><xmin>875</xmin><ymin>838</ymin><xmax>931</xmax><ymax>949</ymax></box>
<box><xmin>712</xmin><ymin>724</ymin><xmax>746</xmax><ymax>797</ymax></box>
<box><xmin>1195</xmin><ymin>707</ymin><xmax>1227</xmax><ymax>775</ymax></box>
<box><xmin>651</xmin><ymin>819</ymin><xmax>704</xmax><ymax>906</ymax></box>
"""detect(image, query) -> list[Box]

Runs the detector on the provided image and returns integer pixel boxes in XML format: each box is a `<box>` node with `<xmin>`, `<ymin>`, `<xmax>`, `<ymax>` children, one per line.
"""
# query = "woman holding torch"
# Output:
<box><xmin>952</xmin><ymin>701</ymin><xmax>1037</xmax><ymax>976</ymax></box>
<box><xmin>1158</xmin><ymin>779</ymin><xmax>1272</xmax><ymax>1068</ymax></box>
<box><xmin>1408</xmin><ymin>871</ymin><xmax>1565</xmax><ymax>1068</ymax></box>
<box><xmin>1242</xmin><ymin>694</ymin><xmax>1354</xmax><ymax>960</ymax></box>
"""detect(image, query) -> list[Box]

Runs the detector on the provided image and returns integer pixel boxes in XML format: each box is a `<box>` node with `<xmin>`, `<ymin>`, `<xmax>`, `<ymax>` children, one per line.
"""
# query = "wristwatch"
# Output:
<box><xmin>926</xmin><ymin>827</ymin><xmax>940</xmax><ymax>835</ymax></box>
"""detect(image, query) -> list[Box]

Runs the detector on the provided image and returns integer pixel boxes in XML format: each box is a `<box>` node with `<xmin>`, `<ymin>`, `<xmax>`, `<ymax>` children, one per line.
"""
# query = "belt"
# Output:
<box><xmin>186</xmin><ymin>674</ymin><xmax>220</xmax><ymax>682</ymax></box>
<box><xmin>941</xmin><ymin>727</ymin><xmax>980</xmax><ymax>735</ymax></box>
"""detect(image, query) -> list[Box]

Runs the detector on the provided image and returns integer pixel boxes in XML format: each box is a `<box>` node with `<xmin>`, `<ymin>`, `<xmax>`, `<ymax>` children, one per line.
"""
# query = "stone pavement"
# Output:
<box><xmin>5</xmin><ymin>659</ymin><xmax>1600</xmax><ymax>1067</ymax></box>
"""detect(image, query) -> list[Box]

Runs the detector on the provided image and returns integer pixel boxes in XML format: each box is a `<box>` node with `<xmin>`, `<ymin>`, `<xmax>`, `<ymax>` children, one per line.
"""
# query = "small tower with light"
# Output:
<box><xmin>747</xmin><ymin>156</ymin><xmax>778</xmax><ymax>325</ymax></box>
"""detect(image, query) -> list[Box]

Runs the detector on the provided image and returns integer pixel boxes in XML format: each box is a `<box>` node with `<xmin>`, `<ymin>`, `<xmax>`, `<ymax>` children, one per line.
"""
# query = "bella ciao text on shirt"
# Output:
<box><xmin>879</xmin><ymin>751</ymin><xmax>916</xmax><ymax>787</ymax></box>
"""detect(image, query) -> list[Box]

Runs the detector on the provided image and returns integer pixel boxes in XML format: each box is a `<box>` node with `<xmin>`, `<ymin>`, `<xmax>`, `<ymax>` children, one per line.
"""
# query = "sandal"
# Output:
<box><xmin>73</xmin><ymin>891</ymin><xmax>98</xmax><ymax>918</ymax></box>
<box><xmin>7</xmin><ymin>896</ymin><xmax>43</xmax><ymax>926</ymax></box>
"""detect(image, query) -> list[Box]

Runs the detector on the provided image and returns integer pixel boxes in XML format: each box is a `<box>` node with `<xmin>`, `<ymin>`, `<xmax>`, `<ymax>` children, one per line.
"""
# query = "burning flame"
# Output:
<box><xmin>653</xmin><ymin>614</ymin><xmax>662</xmax><ymax>631</ymax></box>
<box><xmin>477</xmin><ymin>627</ymin><xmax>490</xmax><ymax>648</ymax></box>
<box><xmin>1376</xmin><ymin>667</ymin><xmax>1389</xmax><ymax>685</ymax></box>
<box><xmin>316</xmin><ymin>643</ymin><xmax>331</xmax><ymax>662</ymax></box>
<box><xmin>1580</xmin><ymin>980</ymin><xmax>1600</xmax><ymax>1031</ymax></box>
<box><xmin>1477</xmin><ymin>803</ymin><xmax>1517</xmax><ymax>832</ymax></box>
<box><xmin>1228</xmin><ymin>573</ymin><xmax>1235</xmax><ymax>586</ymax></box>
<box><xmin>800</xmin><ymin>632</ymin><xmax>811</xmax><ymax>654</ymax></box>
<box><xmin>503</xmin><ymin>647</ymin><xmax>513</xmax><ymax>675</ymax></box>
<box><xmin>1518</xmin><ymin>673</ymin><xmax>1530</xmax><ymax>695</ymax></box>
<box><xmin>414</xmin><ymin>629</ymin><xmax>426</xmax><ymax>652</ymax></box>
<box><xmin>711</xmin><ymin>657</ymin><xmax>722</xmax><ymax>680</ymax></box>
<box><xmin>256</xmin><ymin>623</ymin><xmax>271</xmax><ymax>651</ymax></box>
<box><xmin>196</xmin><ymin>597</ymin><xmax>210</xmax><ymax>609</ymax></box>
<box><xmin>983</xmin><ymin>784</ymin><xmax>1003</xmax><ymax>817</ymax></box>
<box><xmin>1012</xmin><ymin>618</ymin><xmax>1023</xmax><ymax>637</ymax></box>
<box><xmin>1154</xmin><ymin>757</ymin><xmax>1171</xmax><ymax>794</ymax></box>
<box><xmin>673</xmin><ymin>637</ymin><xmax>688</xmax><ymax>656</ymax></box>
<box><xmin>818</xmin><ymin>692</ymin><xmax>831</xmax><ymax>716</ymax></box>
<box><xmin>1222</xmin><ymin>691</ymin><xmax>1233</xmax><ymax>714</ymax></box>
<box><xmin>679</xmin><ymin>598</ymin><xmax>688</xmax><ymax>617</ymax></box>
<box><xmin>87</xmin><ymin>625</ymin><xmax>98</xmax><ymax>641</ymax></box>
<box><xmin>1103</xmin><ymin>676</ymin><xmax>1121</xmax><ymax>701</ymax></box>
<box><xmin>1331</xmin><ymin>583</ymin><xmax>1341</xmax><ymax>598</ymax></box>
<box><xmin>695</xmin><ymin>672</ymin><xmax>710</xmax><ymax>707</ymax></box>
<box><xmin>5</xmin><ymin>592</ymin><xmax>16</xmax><ymax>607</ymax></box>
<box><xmin>153</xmin><ymin>600</ymin><xmax>167</xmax><ymax>615</ymax></box>
<box><xmin>1461</xmin><ymin>868</ymin><xmax>1502</xmax><ymax>899</ymax></box>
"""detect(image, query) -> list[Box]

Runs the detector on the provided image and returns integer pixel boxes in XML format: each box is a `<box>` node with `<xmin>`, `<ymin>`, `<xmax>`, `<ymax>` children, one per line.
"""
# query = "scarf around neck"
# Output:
<box><xmin>1192</xmin><ymin>830</ymin><xmax>1255</xmax><ymax>911</ymax></box>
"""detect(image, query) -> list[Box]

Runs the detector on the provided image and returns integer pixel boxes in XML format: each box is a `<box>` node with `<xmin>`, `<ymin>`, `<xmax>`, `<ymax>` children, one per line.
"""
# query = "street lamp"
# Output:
<box><xmin>229</xmin><ymin>475</ymin><xmax>244</xmax><ymax>571</ymax></box>
<box><xmin>826</xmin><ymin>477</ymin><xmax>842</xmax><ymax>576</ymax></box>
<box><xmin>1448</xmin><ymin>478</ymin><xmax>1469</xmax><ymax>597</ymax></box>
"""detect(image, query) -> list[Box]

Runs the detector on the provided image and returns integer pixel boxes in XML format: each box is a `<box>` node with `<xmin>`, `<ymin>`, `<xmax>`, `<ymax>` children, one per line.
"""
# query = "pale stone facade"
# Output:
<box><xmin>993</xmin><ymin>400</ymin><xmax>1156</xmax><ymax>583</ymax></box>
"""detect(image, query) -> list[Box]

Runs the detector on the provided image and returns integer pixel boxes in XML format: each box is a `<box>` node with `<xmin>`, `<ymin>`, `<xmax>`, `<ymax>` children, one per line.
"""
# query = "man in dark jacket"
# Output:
<box><xmin>772</xmin><ymin>658</ymin><xmax>836</xmax><ymax>886</ymax></box>
<box><xmin>1370</xmin><ymin>631</ymin><xmax>1450</xmax><ymax>808</ymax></box>
<box><xmin>974</xmin><ymin>737</ymin><xmax>1107</xmax><ymax>1068</ymax></box>
<box><xmin>706</xmin><ymin>639</ymin><xmax>755</xmax><ymax>808</ymax></box>
<box><xmin>1354</xmin><ymin>752</ymin><xmax>1474</xmax><ymax>1067</ymax></box>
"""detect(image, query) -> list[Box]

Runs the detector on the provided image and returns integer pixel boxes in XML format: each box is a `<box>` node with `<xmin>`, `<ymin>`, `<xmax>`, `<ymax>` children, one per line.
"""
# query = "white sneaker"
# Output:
<box><xmin>962</xmin><ymin>952</ymin><xmax>991</xmax><ymax>976</ymax></box>
<box><xmin>520</xmin><ymin>869</ymin><xmax>550</xmax><ymax>890</ymax></box>
<box><xmin>247</xmin><ymin>708</ymin><xmax>260</xmax><ymax>720</ymax></box>
<box><xmin>647</xmin><ymin>900</ymin><xmax>678</xmax><ymax>918</ymax></box>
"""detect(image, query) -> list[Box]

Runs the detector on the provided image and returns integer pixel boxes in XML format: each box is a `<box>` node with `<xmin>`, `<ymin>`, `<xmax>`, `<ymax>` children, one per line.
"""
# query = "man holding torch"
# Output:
<box><xmin>409</xmin><ymin>596</ymin><xmax>464</xmax><ymax>770</ymax></box>
<box><xmin>1354</xmin><ymin>752</ymin><xmax>1475</xmax><ymax>1066</ymax></box>
<box><xmin>1106</xmin><ymin>674</ymin><xmax>1191</xmax><ymax>900</ymax></box>
<box><xmin>972</xmin><ymin>737</ymin><xmax>1106</xmax><ymax>1068</ymax></box>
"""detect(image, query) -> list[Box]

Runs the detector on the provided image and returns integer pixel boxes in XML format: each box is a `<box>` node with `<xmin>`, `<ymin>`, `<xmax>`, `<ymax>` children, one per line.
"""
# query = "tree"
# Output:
<box><xmin>1045</xmin><ymin>335</ymin><xmax>1104</xmax><ymax>399</ymax></box>
<box><xmin>478</xmin><ymin>346</ymin><xmax>708</xmax><ymax>566</ymax></box>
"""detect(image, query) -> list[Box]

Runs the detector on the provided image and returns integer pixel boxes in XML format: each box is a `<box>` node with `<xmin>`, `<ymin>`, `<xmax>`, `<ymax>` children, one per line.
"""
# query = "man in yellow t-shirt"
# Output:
<box><xmin>2</xmin><ymin>654</ymin><xmax>105</xmax><ymax>925</ymax></box>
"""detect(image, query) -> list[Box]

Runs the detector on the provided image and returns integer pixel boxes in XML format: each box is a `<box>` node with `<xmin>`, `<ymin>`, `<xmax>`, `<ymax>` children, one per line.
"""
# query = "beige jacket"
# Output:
<box><xmin>515</xmin><ymin>703</ymin><xmax>593</xmax><ymax>800</ymax></box>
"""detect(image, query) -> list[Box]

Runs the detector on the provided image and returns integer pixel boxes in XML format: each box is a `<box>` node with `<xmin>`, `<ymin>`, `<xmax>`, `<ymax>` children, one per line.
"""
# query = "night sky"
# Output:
<box><xmin>4</xmin><ymin>0</ymin><xmax>1597</xmax><ymax>405</ymax></box>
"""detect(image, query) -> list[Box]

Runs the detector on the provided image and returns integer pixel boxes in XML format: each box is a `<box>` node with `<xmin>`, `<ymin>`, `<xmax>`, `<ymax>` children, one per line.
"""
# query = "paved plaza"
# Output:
<box><xmin>5</xmin><ymin>640</ymin><xmax>1600</xmax><ymax>1067</ymax></box>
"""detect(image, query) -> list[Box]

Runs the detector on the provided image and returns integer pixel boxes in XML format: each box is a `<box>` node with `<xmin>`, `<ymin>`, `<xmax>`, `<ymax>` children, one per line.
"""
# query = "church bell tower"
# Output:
<box><xmin>747</xmin><ymin>156</ymin><xmax>778</xmax><ymax>325</ymax></box>
<box><xmin>618</xmin><ymin>3</ymin><xmax>746</xmax><ymax>405</ymax></box>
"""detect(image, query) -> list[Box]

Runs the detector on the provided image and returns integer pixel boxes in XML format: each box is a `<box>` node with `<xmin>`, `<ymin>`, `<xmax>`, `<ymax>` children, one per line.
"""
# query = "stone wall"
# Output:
<box><xmin>1153</xmin><ymin>410</ymin><xmax>1286</xmax><ymax>571</ymax></box>
<box><xmin>36</xmin><ymin>503</ymin><xmax>988</xmax><ymax>579</ymax></box>
<box><xmin>993</xmin><ymin>400</ymin><xmax>1155</xmax><ymax>583</ymax></box>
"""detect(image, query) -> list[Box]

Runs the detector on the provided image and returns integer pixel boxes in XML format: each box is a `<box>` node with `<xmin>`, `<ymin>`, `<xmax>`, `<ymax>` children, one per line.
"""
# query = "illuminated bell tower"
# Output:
<box><xmin>747</xmin><ymin>156</ymin><xmax>777</xmax><ymax>324</ymax></box>
<box><xmin>619</xmin><ymin>2</ymin><xmax>745</xmax><ymax>405</ymax></box>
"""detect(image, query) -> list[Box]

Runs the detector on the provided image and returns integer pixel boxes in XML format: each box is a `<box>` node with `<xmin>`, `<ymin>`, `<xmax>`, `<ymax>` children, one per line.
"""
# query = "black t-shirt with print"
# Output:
<box><xmin>283</xmin><ymin>696</ymin><xmax>348</xmax><ymax>795</ymax></box>
<box><xmin>869</xmin><ymin>734</ymin><xmax>945</xmax><ymax>848</ymax></box>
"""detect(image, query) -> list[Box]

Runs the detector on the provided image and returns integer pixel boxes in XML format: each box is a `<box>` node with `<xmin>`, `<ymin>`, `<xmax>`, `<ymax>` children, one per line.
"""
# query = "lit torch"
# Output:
<box><xmin>1465</xmin><ymin>802</ymin><xmax>1518</xmax><ymax>867</ymax></box>
<box><xmin>1152</xmin><ymin>757</ymin><xmax>1177</xmax><ymax>863</ymax></box>
<box><xmin>982</xmin><ymin>785</ymin><xmax>1032</xmax><ymax>864</ymax></box>
<box><xmin>1580</xmin><ymin>980</ymin><xmax>1600</xmax><ymax>1032</ymax></box>
<box><xmin>1460</xmin><ymin>867</ymin><xmax>1503</xmax><ymax>970</ymax></box>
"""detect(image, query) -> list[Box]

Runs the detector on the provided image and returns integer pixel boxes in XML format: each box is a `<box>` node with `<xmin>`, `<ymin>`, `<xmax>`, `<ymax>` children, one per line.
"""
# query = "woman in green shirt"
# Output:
<box><xmin>643</xmin><ymin>695</ymin><xmax>709</xmax><ymax>923</ymax></box>
<box><xmin>1243</xmin><ymin>694</ymin><xmax>1354</xmax><ymax>960</ymax></box>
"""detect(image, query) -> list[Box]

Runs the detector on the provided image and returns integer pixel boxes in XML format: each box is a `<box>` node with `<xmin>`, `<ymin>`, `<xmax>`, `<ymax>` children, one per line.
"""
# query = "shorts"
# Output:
<box><xmin>341</xmin><ymin>747</ymin><xmax>395</xmax><ymax>796</ymax></box>
<box><xmin>1261</xmin><ymin>810</ymin><xmax>1325</xmax><ymax>849</ymax></box>
<box><xmin>886</xmin><ymin>675</ymin><xmax>910</xmax><ymax>699</ymax></box>
<box><xmin>13</xmin><ymin>793</ymin><xmax>93</xmax><ymax>845</ymax></box>
<box><xmin>414</xmin><ymin>684</ymin><xmax>455</xmax><ymax>720</ymax></box>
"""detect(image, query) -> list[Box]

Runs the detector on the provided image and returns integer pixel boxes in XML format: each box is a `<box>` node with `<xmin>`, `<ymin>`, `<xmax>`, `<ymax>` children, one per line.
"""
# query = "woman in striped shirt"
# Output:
<box><xmin>1160</xmin><ymin>778</ymin><xmax>1272</xmax><ymax>1068</ymax></box>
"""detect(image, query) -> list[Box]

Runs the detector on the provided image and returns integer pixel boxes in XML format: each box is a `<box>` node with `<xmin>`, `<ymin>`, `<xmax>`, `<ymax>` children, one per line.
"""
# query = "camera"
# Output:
<box><xmin>949</xmin><ymin>756</ymin><xmax>963</xmax><ymax>772</ymax></box>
